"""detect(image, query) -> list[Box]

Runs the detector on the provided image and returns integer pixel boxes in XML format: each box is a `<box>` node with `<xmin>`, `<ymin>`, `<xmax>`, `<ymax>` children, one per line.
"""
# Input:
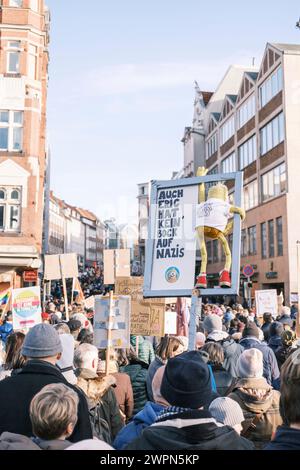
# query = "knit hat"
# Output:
<box><xmin>66</xmin><ymin>440</ymin><xmax>114</xmax><ymax>450</ymax></box>
<box><xmin>209</xmin><ymin>397</ymin><xmax>244</xmax><ymax>427</ymax></box>
<box><xmin>203</xmin><ymin>314</ymin><xmax>222</xmax><ymax>334</ymax></box>
<box><xmin>67</xmin><ymin>319</ymin><xmax>82</xmax><ymax>332</ymax></box>
<box><xmin>160</xmin><ymin>350</ymin><xmax>217</xmax><ymax>409</ymax></box>
<box><xmin>237</xmin><ymin>348</ymin><xmax>263</xmax><ymax>378</ymax></box>
<box><xmin>269</xmin><ymin>321</ymin><xmax>284</xmax><ymax>337</ymax></box>
<box><xmin>242</xmin><ymin>322</ymin><xmax>260</xmax><ymax>339</ymax></box>
<box><xmin>22</xmin><ymin>324</ymin><xmax>62</xmax><ymax>358</ymax></box>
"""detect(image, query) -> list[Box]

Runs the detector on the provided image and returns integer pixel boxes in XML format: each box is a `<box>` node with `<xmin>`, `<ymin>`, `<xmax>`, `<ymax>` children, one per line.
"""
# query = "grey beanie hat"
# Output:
<box><xmin>209</xmin><ymin>397</ymin><xmax>244</xmax><ymax>427</ymax></box>
<box><xmin>22</xmin><ymin>324</ymin><xmax>63</xmax><ymax>358</ymax></box>
<box><xmin>237</xmin><ymin>348</ymin><xmax>263</xmax><ymax>378</ymax></box>
<box><xmin>203</xmin><ymin>314</ymin><xmax>222</xmax><ymax>334</ymax></box>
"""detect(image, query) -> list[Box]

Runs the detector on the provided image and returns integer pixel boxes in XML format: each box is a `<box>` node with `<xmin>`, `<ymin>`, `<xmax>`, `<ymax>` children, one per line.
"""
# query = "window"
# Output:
<box><xmin>0</xmin><ymin>187</ymin><xmax>21</xmax><ymax>232</ymax></box>
<box><xmin>261</xmin><ymin>163</ymin><xmax>286</xmax><ymax>202</ymax></box>
<box><xmin>221</xmin><ymin>152</ymin><xmax>236</xmax><ymax>173</ymax></box>
<box><xmin>248</xmin><ymin>226</ymin><xmax>257</xmax><ymax>255</ymax></box>
<box><xmin>243</xmin><ymin>180</ymin><xmax>258</xmax><ymax>211</ymax></box>
<box><xmin>7</xmin><ymin>41</ymin><xmax>21</xmax><ymax>74</ymax></box>
<box><xmin>31</xmin><ymin>0</ymin><xmax>39</xmax><ymax>11</ymax></box>
<box><xmin>9</xmin><ymin>0</ymin><xmax>22</xmax><ymax>6</ymax></box>
<box><xmin>213</xmin><ymin>239</ymin><xmax>219</xmax><ymax>263</ymax></box>
<box><xmin>261</xmin><ymin>223</ymin><xmax>267</xmax><ymax>259</ymax></box>
<box><xmin>28</xmin><ymin>44</ymin><xmax>38</xmax><ymax>80</ymax></box>
<box><xmin>0</xmin><ymin>110</ymin><xmax>23</xmax><ymax>151</ymax></box>
<box><xmin>220</xmin><ymin>116</ymin><xmax>235</xmax><ymax>145</ymax></box>
<box><xmin>238</xmin><ymin>135</ymin><xmax>257</xmax><ymax>170</ymax></box>
<box><xmin>237</xmin><ymin>94</ymin><xmax>256</xmax><ymax>129</ymax></box>
<box><xmin>268</xmin><ymin>219</ymin><xmax>275</xmax><ymax>258</ymax></box>
<box><xmin>276</xmin><ymin>217</ymin><xmax>283</xmax><ymax>256</ymax></box>
<box><xmin>241</xmin><ymin>229</ymin><xmax>247</xmax><ymax>257</ymax></box>
<box><xmin>260</xmin><ymin>112</ymin><xmax>284</xmax><ymax>155</ymax></box>
<box><xmin>207</xmin><ymin>133</ymin><xmax>218</xmax><ymax>158</ymax></box>
<box><xmin>259</xmin><ymin>67</ymin><xmax>283</xmax><ymax>108</ymax></box>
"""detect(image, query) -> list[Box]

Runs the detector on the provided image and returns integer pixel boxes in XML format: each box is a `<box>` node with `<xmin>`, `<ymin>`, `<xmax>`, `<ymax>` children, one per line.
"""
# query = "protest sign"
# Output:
<box><xmin>12</xmin><ymin>286</ymin><xmax>42</xmax><ymax>330</ymax></box>
<box><xmin>255</xmin><ymin>289</ymin><xmax>278</xmax><ymax>318</ymax></box>
<box><xmin>44</xmin><ymin>253</ymin><xmax>79</xmax><ymax>280</ymax></box>
<box><xmin>104</xmin><ymin>249</ymin><xmax>130</xmax><ymax>285</ymax></box>
<box><xmin>130</xmin><ymin>301</ymin><xmax>165</xmax><ymax>336</ymax></box>
<box><xmin>144</xmin><ymin>172</ymin><xmax>243</xmax><ymax>298</ymax></box>
<box><xmin>164</xmin><ymin>309</ymin><xmax>177</xmax><ymax>335</ymax></box>
<box><xmin>84</xmin><ymin>295</ymin><xmax>95</xmax><ymax>310</ymax></box>
<box><xmin>94</xmin><ymin>294</ymin><xmax>130</xmax><ymax>349</ymax></box>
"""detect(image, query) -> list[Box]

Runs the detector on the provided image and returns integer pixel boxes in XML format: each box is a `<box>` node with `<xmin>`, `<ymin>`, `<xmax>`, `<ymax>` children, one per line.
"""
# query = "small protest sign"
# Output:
<box><xmin>12</xmin><ymin>287</ymin><xmax>42</xmax><ymax>330</ymax></box>
<box><xmin>255</xmin><ymin>289</ymin><xmax>278</xmax><ymax>318</ymax></box>
<box><xmin>94</xmin><ymin>295</ymin><xmax>130</xmax><ymax>349</ymax></box>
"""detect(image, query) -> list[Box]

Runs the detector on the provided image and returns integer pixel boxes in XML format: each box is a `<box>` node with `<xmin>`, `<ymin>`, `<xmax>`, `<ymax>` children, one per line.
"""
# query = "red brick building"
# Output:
<box><xmin>0</xmin><ymin>0</ymin><xmax>50</xmax><ymax>291</ymax></box>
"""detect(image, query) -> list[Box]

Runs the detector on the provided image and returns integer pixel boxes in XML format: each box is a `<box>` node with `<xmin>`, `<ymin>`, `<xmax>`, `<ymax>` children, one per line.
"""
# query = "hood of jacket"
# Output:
<box><xmin>222</xmin><ymin>338</ymin><xmax>243</xmax><ymax>358</ymax></box>
<box><xmin>0</xmin><ymin>432</ymin><xmax>41</xmax><ymax>450</ymax></box>
<box><xmin>130</xmin><ymin>335</ymin><xmax>145</xmax><ymax>347</ymax></box>
<box><xmin>265</xmin><ymin>426</ymin><xmax>300</xmax><ymax>450</ymax></box>
<box><xmin>206</xmin><ymin>330</ymin><xmax>229</xmax><ymax>342</ymax></box>
<box><xmin>133</xmin><ymin>401</ymin><xmax>165</xmax><ymax>425</ymax></box>
<box><xmin>122</xmin><ymin>363</ymin><xmax>145</xmax><ymax>381</ymax></box>
<box><xmin>268</xmin><ymin>336</ymin><xmax>282</xmax><ymax>350</ymax></box>
<box><xmin>232</xmin><ymin>377</ymin><xmax>275</xmax><ymax>413</ymax></box>
<box><xmin>76</xmin><ymin>368</ymin><xmax>116</xmax><ymax>401</ymax></box>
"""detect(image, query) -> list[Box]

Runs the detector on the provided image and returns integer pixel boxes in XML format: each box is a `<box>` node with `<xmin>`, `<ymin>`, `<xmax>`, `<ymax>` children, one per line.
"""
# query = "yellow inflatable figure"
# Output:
<box><xmin>195</xmin><ymin>167</ymin><xmax>245</xmax><ymax>289</ymax></box>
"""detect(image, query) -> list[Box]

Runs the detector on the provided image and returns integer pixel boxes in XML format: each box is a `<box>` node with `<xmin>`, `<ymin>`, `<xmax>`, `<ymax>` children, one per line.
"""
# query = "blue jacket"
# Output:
<box><xmin>239</xmin><ymin>337</ymin><xmax>280</xmax><ymax>387</ymax></box>
<box><xmin>146</xmin><ymin>357</ymin><xmax>164</xmax><ymax>402</ymax></box>
<box><xmin>113</xmin><ymin>401</ymin><xmax>164</xmax><ymax>450</ymax></box>
<box><xmin>0</xmin><ymin>322</ymin><xmax>13</xmax><ymax>344</ymax></box>
<box><xmin>264</xmin><ymin>426</ymin><xmax>300</xmax><ymax>450</ymax></box>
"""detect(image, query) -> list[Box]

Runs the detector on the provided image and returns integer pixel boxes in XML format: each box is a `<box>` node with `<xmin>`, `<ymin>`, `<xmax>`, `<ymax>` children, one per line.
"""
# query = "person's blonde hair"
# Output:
<box><xmin>30</xmin><ymin>383</ymin><xmax>79</xmax><ymax>440</ymax></box>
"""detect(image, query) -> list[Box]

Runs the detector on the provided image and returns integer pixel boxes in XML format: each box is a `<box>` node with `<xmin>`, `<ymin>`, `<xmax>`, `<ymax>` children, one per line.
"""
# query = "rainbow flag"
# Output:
<box><xmin>0</xmin><ymin>289</ymin><xmax>10</xmax><ymax>306</ymax></box>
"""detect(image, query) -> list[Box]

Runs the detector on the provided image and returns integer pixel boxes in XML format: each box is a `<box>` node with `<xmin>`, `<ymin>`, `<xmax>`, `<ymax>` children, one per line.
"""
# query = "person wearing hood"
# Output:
<box><xmin>57</xmin><ymin>334</ymin><xmax>77</xmax><ymax>385</ymax></box>
<box><xmin>0</xmin><ymin>324</ymin><xmax>92</xmax><ymax>442</ymax></box>
<box><xmin>146</xmin><ymin>336</ymin><xmax>185</xmax><ymax>402</ymax></box>
<box><xmin>0</xmin><ymin>383</ymin><xmax>78</xmax><ymax>450</ymax></box>
<box><xmin>268</xmin><ymin>322</ymin><xmax>283</xmax><ymax>353</ymax></box>
<box><xmin>239</xmin><ymin>322</ymin><xmax>280</xmax><ymax>388</ymax></box>
<box><xmin>74</xmin><ymin>343</ymin><xmax>123</xmax><ymax>443</ymax></box>
<box><xmin>204</xmin><ymin>314</ymin><xmax>244</xmax><ymax>378</ymax></box>
<box><xmin>228</xmin><ymin>348</ymin><xmax>282</xmax><ymax>449</ymax></box>
<box><xmin>126</xmin><ymin>351</ymin><xmax>254</xmax><ymax>451</ymax></box>
<box><xmin>114</xmin><ymin>366</ymin><xmax>168</xmax><ymax>450</ymax></box>
<box><xmin>265</xmin><ymin>349</ymin><xmax>300</xmax><ymax>450</ymax></box>
<box><xmin>130</xmin><ymin>335</ymin><xmax>155</xmax><ymax>365</ymax></box>
<box><xmin>201</xmin><ymin>342</ymin><xmax>233</xmax><ymax>396</ymax></box>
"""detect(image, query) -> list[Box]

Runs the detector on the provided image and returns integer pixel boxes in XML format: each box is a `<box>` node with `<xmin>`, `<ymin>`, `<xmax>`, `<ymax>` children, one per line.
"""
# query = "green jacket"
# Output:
<box><xmin>120</xmin><ymin>363</ymin><xmax>148</xmax><ymax>416</ymax></box>
<box><xmin>130</xmin><ymin>336</ymin><xmax>155</xmax><ymax>365</ymax></box>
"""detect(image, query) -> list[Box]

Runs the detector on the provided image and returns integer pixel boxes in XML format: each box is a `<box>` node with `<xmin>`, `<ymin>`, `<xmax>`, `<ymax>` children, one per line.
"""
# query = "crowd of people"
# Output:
<box><xmin>0</xmin><ymin>298</ymin><xmax>300</xmax><ymax>451</ymax></box>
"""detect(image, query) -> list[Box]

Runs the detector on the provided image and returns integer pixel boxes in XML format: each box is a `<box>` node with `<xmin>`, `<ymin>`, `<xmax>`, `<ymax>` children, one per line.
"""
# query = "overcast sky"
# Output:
<box><xmin>46</xmin><ymin>0</ymin><xmax>300</xmax><ymax>223</ymax></box>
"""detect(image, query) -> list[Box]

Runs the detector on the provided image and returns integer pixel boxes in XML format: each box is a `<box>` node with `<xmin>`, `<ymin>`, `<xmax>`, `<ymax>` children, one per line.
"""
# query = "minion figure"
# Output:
<box><xmin>195</xmin><ymin>167</ymin><xmax>245</xmax><ymax>289</ymax></box>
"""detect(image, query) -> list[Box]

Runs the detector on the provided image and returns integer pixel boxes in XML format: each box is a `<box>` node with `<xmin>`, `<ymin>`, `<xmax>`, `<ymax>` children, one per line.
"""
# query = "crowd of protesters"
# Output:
<box><xmin>0</xmin><ymin>296</ymin><xmax>300</xmax><ymax>451</ymax></box>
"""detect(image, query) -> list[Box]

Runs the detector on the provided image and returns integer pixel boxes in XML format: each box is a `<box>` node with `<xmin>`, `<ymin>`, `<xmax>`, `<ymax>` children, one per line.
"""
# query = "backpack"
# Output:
<box><xmin>89</xmin><ymin>403</ymin><xmax>112</xmax><ymax>445</ymax></box>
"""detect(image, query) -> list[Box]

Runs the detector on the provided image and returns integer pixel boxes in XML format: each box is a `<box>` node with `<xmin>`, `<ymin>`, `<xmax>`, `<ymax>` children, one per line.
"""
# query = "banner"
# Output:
<box><xmin>130</xmin><ymin>301</ymin><xmax>165</xmax><ymax>336</ymax></box>
<box><xmin>255</xmin><ymin>289</ymin><xmax>278</xmax><ymax>318</ymax></box>
<box><xmin>104</xmin><ymin>249</ymin><xmax>130</xmax><ymax>285</ymax></box>
<box><xmin>94</xmin><ymin>295</ymin><xmax>130</xmax><ymax>349</ymax></box>
<box><xmin>44</xmin><ymin>253</ymin><xmax>79</xmax><ymax>281</ymax></box>
<box><xmin>12</xmin><ymin>287</ymin><xmax>42</xmax><ymax>330</ymax></box>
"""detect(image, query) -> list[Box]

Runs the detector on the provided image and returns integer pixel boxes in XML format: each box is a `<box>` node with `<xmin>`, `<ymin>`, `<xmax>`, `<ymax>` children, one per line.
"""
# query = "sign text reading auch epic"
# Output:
<box><xmin>156</xmin><ymin>189</ymin><xmax>184</xmax><ymax>260</ymax></box>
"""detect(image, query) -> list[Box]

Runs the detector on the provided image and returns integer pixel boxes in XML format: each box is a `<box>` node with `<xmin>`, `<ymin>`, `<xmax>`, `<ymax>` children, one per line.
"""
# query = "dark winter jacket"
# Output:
<box><xmin>261</xmin><ymin>322</ymin><xmax>272</xmax><ymax>342</ymax></box>
<box><xmin>239</xmin><ymin>337</ymin><xmax>280</xmax><ymax>386</ymax></box>
<box><xmin>268</xmin><ymin>335</ymin><xmax>282</xmax><ymax>353</ymax></box>
<box><xmin>264</xmin><ymin>426</ymin><xmax>300</xmax><ymax>450</ymax></box>
<box><xmin>222</xmin><ymin>338</ymin><xmax>244</xmax><ymax>378</ymax></box>
<box><xmin>0</xmin><ymin>360</ymin><xmax>92</xmax><ymax>442</ymax></box>
<box><xmin>275</xmin><ymin>345</ymin><xmax>295</xmax><ymax>370</ymax></box>
<box><xmin>76</xmin><ymin>368</ymin><xmax>123</xmax><ymax>441</ymax></box>
<box><xmin>120</xmin><ymin>363</ymin><xmax>148</xmax><ymax>415</ymax></box>
<box><xmin>0</xmin><ymin>322</ymin><xmax>13</xmax><ymax>344</ymax></box>
<box><xmin>210</xmin><ymin>364</ymin><xmax>233</xmax><ymax>396</ymax></box>
<box><xmin>229</xmin><ymin>377</ymin><xmax>282</xmax><ymax>449</ymax></box>
<box><xmin>126</xmin><ymin>409</ymin><xmax>254</xmax><ymax>450</ymax></box>
<box><xmin>146</xmin><ymin>356</ymin><xmax>165</xmax><ymax>402</ymax></box>
<box><xmin>130</xmin><ymin>336</ymin><xmax>155</xmax><ymax>365</ymax></box>
<box><xmin>114</xmin><ymin>401</ymin><xmax>165</xmax><ymax>450</ymax></box>
<box><xmin>111</xmin><ymin>371</ymin><xmax>134</xmax><ymax>421</ymax></box>
<box><xmin>0</xmin><ymin>432</ymin><xmax>71</xmax><ymax>450</ymax></box>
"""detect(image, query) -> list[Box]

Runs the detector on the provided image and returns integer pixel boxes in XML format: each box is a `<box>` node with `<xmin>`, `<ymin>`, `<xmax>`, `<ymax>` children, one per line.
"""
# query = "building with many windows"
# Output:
<box><xmin>182</xmin><ymin>43</ymin><xmax>300</xmax><ymax>302</ymax></box>
<box><xmin>0</xmin><ymin>0</ymin><xmax>50</xmax><ymax>291</ymax></box>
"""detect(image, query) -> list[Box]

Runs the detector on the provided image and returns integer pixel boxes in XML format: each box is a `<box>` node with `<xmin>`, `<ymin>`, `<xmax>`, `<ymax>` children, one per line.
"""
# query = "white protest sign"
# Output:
<box><xmin>12</xmin><ymin>287</ymin><xmax>42</xmax><ymax>330</ymax></box>
<box><xmin>44</xmin><ymin>253</ymin><xmax>79</xmax><ymax>280</ymax></box>
<box><xmin>94</xmin><ymin>295</ymin><xmax>130</xmax><ymax>349</ymax></box>
<box><xmin>164</xmin><ymin>310</ymin><xmax>177</xmax><ymax>335</ymax></box>
<box><xmin>255</xmin><ymin>289</ymin><xmax>278</xmax><ymax>318</ymax></box>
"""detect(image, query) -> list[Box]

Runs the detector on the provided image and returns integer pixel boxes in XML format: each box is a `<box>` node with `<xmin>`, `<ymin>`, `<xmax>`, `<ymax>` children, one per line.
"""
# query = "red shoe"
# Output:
<box><xmin>219</xmin><ymin>269</ymin><xmax>231</xmax><ymax>287</ymax></box>
<box><xmin>195</xmin><ymin>273</ymin><xmax>207</xmax><ymax>289</ymax></box>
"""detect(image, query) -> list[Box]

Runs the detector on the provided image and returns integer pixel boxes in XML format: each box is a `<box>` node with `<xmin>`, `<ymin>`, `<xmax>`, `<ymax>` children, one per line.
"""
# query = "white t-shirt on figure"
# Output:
<box><xmin>195</xmin><ymin>198</ymin><xmax>231</xmax><ymax>232</ymax></box>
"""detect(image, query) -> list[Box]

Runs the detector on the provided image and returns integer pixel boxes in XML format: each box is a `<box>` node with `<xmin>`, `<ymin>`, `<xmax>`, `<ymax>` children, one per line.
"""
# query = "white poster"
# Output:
<box><xmin>93</xmin><ymin>295</ymin><xmax>130</xmax><ymax>349</ymax></box>
<box><xmin>255</xmin><ymin>289</ymin><xmax>278</xmax><ymax>318</ymax></box>
<box><xmin>150</xmin><ymin>185</ymin><xmax>197</xmax><ymax>292</ymax></box>
<box><xmin>164</xmin><ymin>310</ymin><xmax>177</xmax><ymax>335</ymax></box>
<box><xmin>12</xmin><ymin>286</ymin><xmax>42</xmax><ymax>330</ymax></box>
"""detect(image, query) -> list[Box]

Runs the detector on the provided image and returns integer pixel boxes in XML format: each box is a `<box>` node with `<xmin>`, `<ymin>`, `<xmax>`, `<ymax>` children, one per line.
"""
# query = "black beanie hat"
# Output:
<box><xmin>242</xmin><ymin>322</ymin><xmax>260</xmax><ymax>339</ymax></box>
<box><xmin>160</xmin><ymin>350</ymin><xmax>217</xmax><ymax>409</ymax></box>
<box><xmin>269</xmin><ymin>321</ymin><xmax>284</xmax><ymax>337</ymax></box>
